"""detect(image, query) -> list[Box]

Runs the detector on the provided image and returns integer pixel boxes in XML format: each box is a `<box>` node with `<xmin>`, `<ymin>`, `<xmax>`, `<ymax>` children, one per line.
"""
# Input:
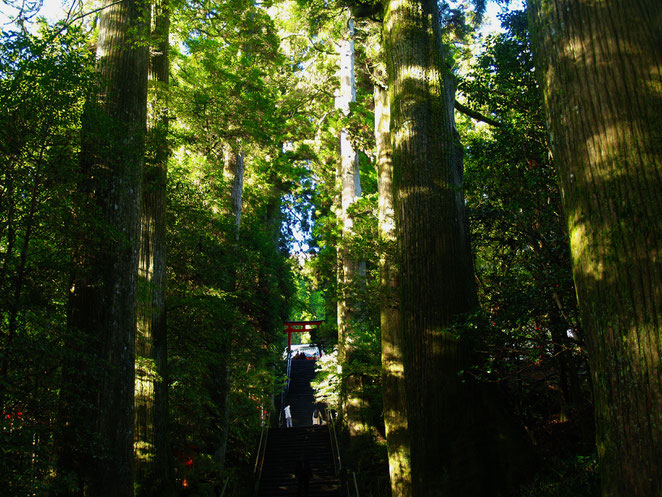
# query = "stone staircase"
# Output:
<box><xmin>256</xmin><ymin>358</ymin><xmax>341</xmax><ymax>496</ymax></box>
<box><xmin>284</xmin><ymin>359</ymin><xmax>316</xmax><ymax>427</ymax></box>
<box><xmin>256</xmin><ymin>426</ymin><xmax>341</xmax><ymax>497</ymax></box>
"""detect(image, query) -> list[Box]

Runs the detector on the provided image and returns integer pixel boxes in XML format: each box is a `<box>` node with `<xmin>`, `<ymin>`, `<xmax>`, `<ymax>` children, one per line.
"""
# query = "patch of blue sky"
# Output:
<box><xmin>480</xmin><ymin>0</ymin><xmax>526</xmax><ymax>36</ymax></box>
<box><xmin>0</xmin><ymin>0</ymin><xmax>70</xmax><ymax>30</ymax></box>
<box><xmin>282</xmin><ymin>169</ymin><xmax>317</xmax><ymax>255</ymax></box>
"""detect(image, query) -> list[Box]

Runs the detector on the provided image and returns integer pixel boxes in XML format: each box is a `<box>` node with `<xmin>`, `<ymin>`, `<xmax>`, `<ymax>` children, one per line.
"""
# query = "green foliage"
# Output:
<box><xmin>461</xmin><ymin>8</ymin><xmax>577</xmax><ymax>385</ymax></box>
<box><xmin>167</xmin><ymin>4</ymin><xmax>301</xmax><ymax>450</ymax></box>
<box><xmin>289</xmin><ymin>258</ymin><xmax>326</xmax><ymax>321</ymax></box>
<box><xmin>0</xmin><ymin>23</ymin><xmax>95</xmax><ymax>495</ymax></box>
<box><xmin>165</xmin><ymin>2</ymin><xmax>297</xmax><ymax>470</ymax></box>
<box><xmin>173</xmin><ymin>0</ymin><xmax>287</xmax><ymax>150</ymax></box>
<box><xmin>519</xmin><ymin>453</ymin><xmax>599</xmax><ymax>497</ymax></box>
<box><xmin>311</xmin><ymin>347</ymin><xmax>341</xmax><ymax>410</ymax></box>
<box><xmin>274</xmin><ymin>4</ymin><xmax>388</xmax><ymax>459</ymax></box>
<box><xmin>459</xmin><ymin>9</ymin><xmax>595</xmax><ymax>494</ymax></box>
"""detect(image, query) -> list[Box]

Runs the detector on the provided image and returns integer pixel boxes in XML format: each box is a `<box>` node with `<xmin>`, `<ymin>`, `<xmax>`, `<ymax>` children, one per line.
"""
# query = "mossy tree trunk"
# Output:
<box><xmin>383</xmin><ymin>1</ymin><xmax>483</xmax><ymax>495</ymax></box>
<box><xmin>375</xmin><ymin>83</ymin><xmax>412</xmax><ymax>497</ymax></box>
<box><xmin>527</xmin><ymin>1</ymin><xmax>662</xmax><ymax>496</ymax></box>
<box><xmin>61</xmin><ymin>0</ymin><xmax>148</xmax><ymax>495</ymax></box>
<box><xmin>135</xmin><ymin>1</ymin><xmax>172</xmax><ymax>495</ymax></box>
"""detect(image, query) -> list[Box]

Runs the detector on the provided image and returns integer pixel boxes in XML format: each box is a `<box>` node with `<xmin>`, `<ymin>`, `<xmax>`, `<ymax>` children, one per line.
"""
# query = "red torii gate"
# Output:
<box><xmin>283</xmin><ymin>320</ymin><xmax>324</xmax><ymax>354</ymax></box>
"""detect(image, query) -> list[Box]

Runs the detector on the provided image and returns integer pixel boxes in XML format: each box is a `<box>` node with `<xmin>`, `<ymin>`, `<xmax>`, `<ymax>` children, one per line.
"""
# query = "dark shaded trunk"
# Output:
<box><xmin>383</xmin><ymin>1</ymin><xmax>481</xmax><ymax>495</ymax></box>
<box><xmin>0</xmin><ymin>185</ymin><xmax>16</xmax><ymax>284</ymax></box>
<box><xmin>527</xmin><ymin>1</ymin><xmax>662</xmax><ymax>495</ymax></box>
<box><xmin>58</xmin><ymin>1</ymin><xmax>148</xmax><ymax>495</ymax></box>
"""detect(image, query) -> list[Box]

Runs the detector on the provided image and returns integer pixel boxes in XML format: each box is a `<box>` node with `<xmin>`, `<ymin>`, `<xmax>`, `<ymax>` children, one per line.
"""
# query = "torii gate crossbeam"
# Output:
<box><xmin>283</xmin><ymin>320</ymin><xmax>324</xmax><ymax>353</ymax></box>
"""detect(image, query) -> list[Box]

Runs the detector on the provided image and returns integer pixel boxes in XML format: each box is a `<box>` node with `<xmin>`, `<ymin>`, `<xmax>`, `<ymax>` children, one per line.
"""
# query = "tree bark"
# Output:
<box><xmin>527</xmin><ymin>1</ymin><xmax>662</xmax><ymax>496</ymax></box>
<box><xmin>135</xmin><ymin>1</ymin><xmax>172</xmax><ymax>495</ymax></box>
<box><xmin>383</xmin><ymin>1</ymin><xmax>482</xmax><ymax>495</ymax></box>
<box><xmin>375</xmin><ymin>84</ymin><xmax>412</xmax><ymax>497</ymax></box>
<box><xmin>60</xmin><ymin>1</ymin><xmax>148</xmax><ymax>495</ymax></box>
<box><xmin>335</xmin><ymin>13</ymin><xmax>366</xmax><ymax>437</ymax></box>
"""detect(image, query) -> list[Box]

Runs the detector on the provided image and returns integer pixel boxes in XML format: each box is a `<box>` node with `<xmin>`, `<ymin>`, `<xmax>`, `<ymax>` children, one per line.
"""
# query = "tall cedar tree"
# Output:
<box><xmin>375</xmin><ymin>83</ymin><xmax>412</xmax><ymax>497</ymax></box>
<box><xmin>383</xmin><ymin>0</ymin><xmax>483</xmax><ymax>495</ymax></box>
<box><xmin>135</xmin><ymin>0</ymin><xmax>172</xmax><ymax>495</ymax></box>
<box><xmin>59</xmin><ymin>0</ymin><xmax>148</xmax><ymax>495</ymax></box>
<box><xmin>527</xmin><ymin>1</ymin><xmax>662</xmax><ymax>496</ymax></box>
<box><xmin>336</xmin><ymin>13</ymin><xmax>366</xmax><ymax>436</ymax></box>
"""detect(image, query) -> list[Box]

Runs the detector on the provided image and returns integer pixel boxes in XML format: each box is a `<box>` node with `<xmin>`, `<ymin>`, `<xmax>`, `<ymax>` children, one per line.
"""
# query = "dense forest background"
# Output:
<box><xmin>1</xmin><ymin>0</ymin><xmax>660</xmax><ymax>496</ymax></box>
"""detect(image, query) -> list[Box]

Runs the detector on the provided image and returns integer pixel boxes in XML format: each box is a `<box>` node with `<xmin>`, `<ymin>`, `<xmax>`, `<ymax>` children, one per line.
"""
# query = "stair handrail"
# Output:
<box><xmin>352</xmin><ymin>471</ymin><xmax>360</xmax><ymax>497</ymax></box>
<box><xmin>324</xmin><ymin>408</ymin><xmax>362</xmax><ymax>497</ymax></box>
<box><xmin>253</xmin><ymin>411</ymin><xmax>270</xmax><ymax>484</ymax></box>
<box><xmin>279</xmin><ymin>349</ymin><xmax>293</xmax><ymax>427</ymax></box>
<box><xmin>286</xmin><ymin>349</ymin><xmax>292</xmax><ymax>393</ymax></box>
<box><xmin>325</xmin><ymin>408</ymin><xmax>342</xmax><ymax>476</ymax></box>
<box><xmin>218</xmin><ymin>476</ymin><xmax>231</xmax><ymax>497</ymax></box>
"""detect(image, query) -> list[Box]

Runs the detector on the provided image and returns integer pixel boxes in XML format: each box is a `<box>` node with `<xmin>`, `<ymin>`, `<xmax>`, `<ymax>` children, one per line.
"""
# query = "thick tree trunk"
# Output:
<box><xmin>375</xmin><ymin>84</ymin><xmax>412</xmax><ymax>497</ymax></box>
<box><xmin>60</xmin><ymin>1</ymin><xmax>148</xmax><ymax>495</ymax></box>
<box><xmin>135</xmin><ymin>1</ymin><xmax>172</xmax><ymax>495</ymax></box>
<box><xmin>335</xmin><ymin>14</ymin><xmax>365</xmax><ymax>437</ymax></box>
<box><xmin>383</xmin><ymin>1</ymin><xmax>483</xmax><ymax>495</ymax></box>
<box><xmin>527</xmin><ymin>2</ymin><xmax>662</xmax><ymax>496</ymax></box>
